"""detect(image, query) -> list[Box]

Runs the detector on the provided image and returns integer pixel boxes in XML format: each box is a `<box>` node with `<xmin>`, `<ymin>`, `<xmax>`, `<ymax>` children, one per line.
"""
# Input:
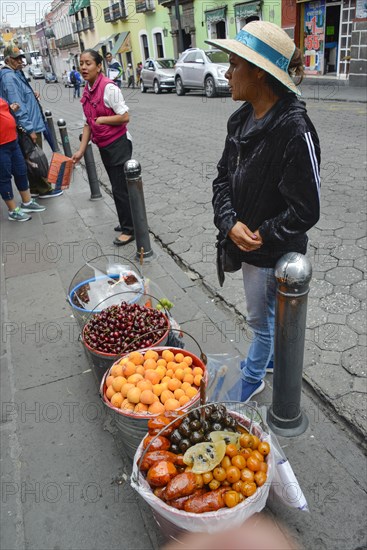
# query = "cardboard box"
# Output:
<box><xmin>47</xmin><ymin>153</ymin><xmax>74</xmax><ymax>190</ymax></box>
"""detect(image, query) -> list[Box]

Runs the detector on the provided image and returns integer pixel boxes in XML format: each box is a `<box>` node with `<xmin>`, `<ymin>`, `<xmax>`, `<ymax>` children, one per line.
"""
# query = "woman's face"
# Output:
<box><xmin>225</xmin><ymin>54</ymin><xmax>261</xmax><ymax>103</ymax></box>
<box><xmin>79</xmin><ymin>53</ymin><xmax>101</xmax><ymax>84</ymax></box>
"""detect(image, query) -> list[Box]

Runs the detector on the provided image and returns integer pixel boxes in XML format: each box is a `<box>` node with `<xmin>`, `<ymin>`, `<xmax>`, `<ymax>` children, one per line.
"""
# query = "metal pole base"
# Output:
<box><xmin>135</xmin><ymin>250</ymin><xmax>154</xmax><ymax>262</ymax></box>
<box><xmin>267</xmin><ymin>407</ymin><xmax>309</xmax><ymax>437</ymax></box>
<box><xmin>89</xmin><ymin>194</ymin><xmax>103</xmax><ymax>201</ymax></box>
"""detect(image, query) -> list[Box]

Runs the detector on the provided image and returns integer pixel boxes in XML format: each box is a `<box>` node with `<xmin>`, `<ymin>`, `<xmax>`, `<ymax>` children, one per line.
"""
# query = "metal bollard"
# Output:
<box><xmin>124</xmin><ymin>160</ymin><xmax>153</xmax><ymax>260</ymax></box>
<box><xmin>267</xmin><ymin>253</ymin><xmax>312</xmax><ymax>437</ymax></box>
<box><xmin>57</xmin><ymin>119</ymin><xmax>72</xmax><ymax>157</ymax></box>
<box><xmin>44</xmin><ymin>110</ymin><xmax>60</xmax><ymax>152</ymax></box>
<box><xmin>79</xmin><ymin>135</ymin><xmax>102</xmax><ymax>200</ymax></box>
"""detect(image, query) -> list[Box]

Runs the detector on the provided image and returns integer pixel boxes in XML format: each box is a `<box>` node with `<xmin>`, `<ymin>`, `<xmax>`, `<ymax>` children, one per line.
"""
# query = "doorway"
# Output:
<box><xmin>324</xmin><ymin>4</ymin><xmax>341</xmax><ymax>74</ymax></box>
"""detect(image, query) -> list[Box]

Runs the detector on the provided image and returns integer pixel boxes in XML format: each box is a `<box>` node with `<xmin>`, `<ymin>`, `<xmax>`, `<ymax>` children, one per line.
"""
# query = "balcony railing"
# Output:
<box><xmin>103</xmin><ymin>6</ymin><xmax>111</xmax><ymax>22</ymax></box>
<box><xmin>55</xmin><ymin>34</ymin><xmax>78</xmax><ymax>48</ymax></box>
<box><xmin>136</xmin><ymin>0</ymin><xmax>155</xmax><ymax>12</ymax></box>
<box><xmin>82</xmin><ymin>16</ymin><xmax>94</xmax><ymax>30</ymax></box>
<box><xmin>104</xmin><ymin>3</ymin><xmax>127</xmax><ymax>22</ymax></box>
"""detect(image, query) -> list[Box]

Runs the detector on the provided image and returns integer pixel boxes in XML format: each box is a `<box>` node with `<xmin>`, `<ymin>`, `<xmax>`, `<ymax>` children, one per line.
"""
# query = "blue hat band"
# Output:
<box><xmin>234</xmin><ymin>30</ymin><xmax>291</xmax><ymax>73</ymax></box>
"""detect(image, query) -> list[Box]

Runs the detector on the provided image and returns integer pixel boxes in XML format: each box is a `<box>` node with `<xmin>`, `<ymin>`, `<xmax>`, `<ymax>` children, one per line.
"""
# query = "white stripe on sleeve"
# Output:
<box><xmin>305</xmin><ymin>132</ymin><xmax>320</xmax><ymax>199</ymax></box>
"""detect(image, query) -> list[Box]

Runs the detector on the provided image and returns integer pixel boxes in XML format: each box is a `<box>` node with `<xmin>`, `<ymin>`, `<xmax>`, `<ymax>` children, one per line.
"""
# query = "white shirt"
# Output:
<box><xmin>82</xmin><ymin>83</ymin><xmax>129</xmax><ymax>123</ymax></box>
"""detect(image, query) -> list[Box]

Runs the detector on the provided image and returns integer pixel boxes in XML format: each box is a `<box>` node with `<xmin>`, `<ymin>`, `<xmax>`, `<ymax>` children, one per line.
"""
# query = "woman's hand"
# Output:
<box><xmin>95</xmin><ymin>117</ymin><xmax>104</xmax><ymax>125</ymax></box>
<box><xmin>10</xmin><ymin>102</ymin><xmax>20</xmax><ymax>112</ymax></box>
<box><xmin>72</xmin><ymin>150</ymin><xmax>84</xmax><ymax>164</ymax></box>
<box><xmin>228</xmin><ymin>222</ymin><xmax>263</xmax><ymax>252</ymax></box>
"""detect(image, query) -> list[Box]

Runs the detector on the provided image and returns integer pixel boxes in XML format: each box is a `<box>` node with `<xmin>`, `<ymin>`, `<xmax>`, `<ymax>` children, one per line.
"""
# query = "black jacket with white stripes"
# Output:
<box><xmin>213</xmin><ymin>94</ymin><xmax>321</xmax><ymax>268</ymax></box>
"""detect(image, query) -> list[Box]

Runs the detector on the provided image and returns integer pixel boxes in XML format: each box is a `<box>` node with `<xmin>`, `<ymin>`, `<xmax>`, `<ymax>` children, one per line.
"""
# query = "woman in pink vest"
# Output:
<box><xmin>72</xmin><ymin>49</ymin><xmax>133</xmax><ymax>246</ymax></box>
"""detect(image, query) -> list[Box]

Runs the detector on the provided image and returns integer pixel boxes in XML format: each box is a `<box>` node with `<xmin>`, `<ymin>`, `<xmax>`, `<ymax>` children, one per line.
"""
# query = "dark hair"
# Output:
<box><xmin>81</xmin><ymin>49</ymin><xmax>103</xmax><ymax>65</ymax></box>
<box><xmin>72</xmin><ymin>65</ymin><xmax>76</xmax><ymax>70</ymax></box>
<box><xmin>105</xmin><ymin>52</ymin><xmax>112</xmax><ymax>57</ymax></box>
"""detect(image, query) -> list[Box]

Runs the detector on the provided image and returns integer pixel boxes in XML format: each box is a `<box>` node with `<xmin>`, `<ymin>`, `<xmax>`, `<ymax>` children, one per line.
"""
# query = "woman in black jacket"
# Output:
<box><xmin>206</xmin><ymin>21</ymin><xmax>320</xmax><ymax>402</ymax></box>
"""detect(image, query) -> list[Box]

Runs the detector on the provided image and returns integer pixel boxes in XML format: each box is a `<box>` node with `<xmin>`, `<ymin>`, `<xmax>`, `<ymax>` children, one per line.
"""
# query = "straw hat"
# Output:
<box><xmin>205</xmin><ymin>21</ymin><xmax>300</xmax><ymax>95</ymax></box>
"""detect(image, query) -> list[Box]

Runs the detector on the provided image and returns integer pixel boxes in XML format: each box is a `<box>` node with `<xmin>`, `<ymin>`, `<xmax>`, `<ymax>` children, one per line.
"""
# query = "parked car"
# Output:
<box><xmin>62</xmin><ymin>71</ymin><xmax>85</xmax><ymax>88</ymax></box>
<box><xmin>32</xmin><ymin>67</ymin><xmax>45</xmax><ymax>79</ymax></box>
<box><xmin>45</xmin><ymin>72</ymin><xmax>58</xmax><ymax>83</ymax></box>
<box><xmin>174</xmin><ymin>48</ymin><xmax>230</xmax><ymax>98</ymax></box>
<box><xmin>140</xmin><ymin>58</ymin><xmax>176</xmax><ymax>94</ymax></box>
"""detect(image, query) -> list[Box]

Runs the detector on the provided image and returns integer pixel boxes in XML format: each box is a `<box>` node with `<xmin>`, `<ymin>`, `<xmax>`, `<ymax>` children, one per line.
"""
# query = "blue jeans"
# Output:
<box><xmin>0</xmin><ymin>139</ymin><xmax>29</xmax><ymax>201</ymax></box>
<box><xmin>74</xmin><ymin>83</ymin><xmax>81</xmax><ymax>98</ymax></box>
<box><xmin>241</xmin><ymin>262</ymin><xmax>276</xmax><ymax>384</ymax></box>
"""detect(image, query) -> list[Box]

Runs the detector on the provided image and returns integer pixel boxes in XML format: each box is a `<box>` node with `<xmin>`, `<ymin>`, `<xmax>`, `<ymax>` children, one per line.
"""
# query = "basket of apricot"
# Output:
<box><xmin>100</xmin><ymin>347</ymin><xmax>207</xmax><ymax>461</ymax></box>
<box><xmin>131</xmin><ymin>402</ymin><xmax>273</xmax><ymax>533</ymax></box>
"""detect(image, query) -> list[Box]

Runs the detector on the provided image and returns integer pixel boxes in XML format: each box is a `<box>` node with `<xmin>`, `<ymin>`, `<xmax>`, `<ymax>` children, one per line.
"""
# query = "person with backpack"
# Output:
<box><xmin>70</xmin><ymin>65</ymin><xmax>81</xmax><ymax>98</ymax></box>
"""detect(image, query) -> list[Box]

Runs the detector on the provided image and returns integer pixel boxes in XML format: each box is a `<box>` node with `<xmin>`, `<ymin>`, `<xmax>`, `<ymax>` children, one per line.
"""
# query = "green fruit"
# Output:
<box><xmin>209</xmin><ymin>431</ymin><xmax>240</xmax><ymax>448</ymax></box>
<box><xmin>183</xmin><ymin>440</ymin><xmax>226</xmax><ymax>474</ymax></box>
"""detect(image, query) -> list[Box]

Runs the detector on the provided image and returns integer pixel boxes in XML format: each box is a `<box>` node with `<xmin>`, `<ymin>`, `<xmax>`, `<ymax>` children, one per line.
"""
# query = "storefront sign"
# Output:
<box><xmin>304</xmin><ymin>1</ymin><xmax>326</xmax><ymax>75</ymax></box>
<box><xmin>356</xmin><ymin>0</ymin><xmax>367</xmax><ymax>19</ymax></box>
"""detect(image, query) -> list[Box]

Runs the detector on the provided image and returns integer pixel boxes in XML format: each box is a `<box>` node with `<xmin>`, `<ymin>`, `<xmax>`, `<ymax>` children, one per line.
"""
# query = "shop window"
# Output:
<box><xmin>154</xmin><ymin>32</ymin><xmax>164</xmax><ymax>58</ymax></box>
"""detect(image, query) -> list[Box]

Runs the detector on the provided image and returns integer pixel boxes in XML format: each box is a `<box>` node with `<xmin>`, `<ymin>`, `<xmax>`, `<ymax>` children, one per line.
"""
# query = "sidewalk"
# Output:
<box><xmin>0</xmin><ymin>161</ymin><xmax>366</xmax><ymax>550</ymax></box>
<box><xmin>300</xmin><ymin>76</ymin><xmax>367</xmax><ymax>103</ymax></box>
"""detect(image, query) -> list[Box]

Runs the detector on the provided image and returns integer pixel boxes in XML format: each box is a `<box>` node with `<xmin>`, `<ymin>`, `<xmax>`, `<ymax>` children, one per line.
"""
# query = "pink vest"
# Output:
<box><xmin>81</xmin><ymin>73</ymin><xmax>127</xmax><ymax>148</ymax></box>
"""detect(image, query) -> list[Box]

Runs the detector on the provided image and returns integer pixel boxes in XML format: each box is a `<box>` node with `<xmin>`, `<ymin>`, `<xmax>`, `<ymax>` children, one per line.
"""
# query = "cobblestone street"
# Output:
<box><xmin>41</xmin><ymin>84</ymin><xmax>367</xmax><ymax>438</ymax></box>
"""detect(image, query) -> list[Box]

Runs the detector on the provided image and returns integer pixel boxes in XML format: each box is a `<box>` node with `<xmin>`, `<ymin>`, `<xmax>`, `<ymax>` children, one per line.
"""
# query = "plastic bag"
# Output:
<box><xmin>27</xmin><ymin>144</ymin><xmax>49</xmax><ymax>179</ymax></box>
<box><xmin>131</xmin><ymin>407</ymin><xmax>274</xmax><ymax>534</ymax></box>
<box><xmin>206</xmin><ymin>354</ymin><xmax>242</xmax><ymax>403</ymax></box>
<box><xmin>269</xmin><ymin>431</ymin><xmax>309</xmax><ymax>512</ymax></box>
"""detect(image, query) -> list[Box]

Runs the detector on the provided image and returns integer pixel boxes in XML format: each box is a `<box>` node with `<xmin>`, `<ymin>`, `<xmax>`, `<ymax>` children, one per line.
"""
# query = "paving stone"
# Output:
<box><xmin>359</xmin><ymin>334</ymin><xmax>367</xmax><ymax>346</ymax></box>
<box><xmin>350</xmin><ymin>279</ymin><xmax>367</xmax><ymax>301</ymax></box>
<box><xmin>327</xmin><ymin>313</ymin><xmax>347</xmax><ymax>324</ymax></box>
<box><xmin>325</xmin><ymin>267</ymin><xmax>363</xmax><ymax>285</ymax></box>
<box><xmin>306</xmin><ymin>300</ymin><xmax>328</xmax><ymax>328</ymax></box>
<box><xmin>320</xmin><ymin>293</ymin><xmax>360</xmax><ymax>314</ymax></box>
<box><xmin>314</xmin><ymin>219</ymin><xmax>345</xmax><ymax>230</ymax></box>
<box><xmin>320</xmin><ymin>350</ymin><xmax>341</xmax><ymax>365</ymax></box>
<box><xmin>304</xmin><ymin>363</ymin><xmax>354</xmax><ymax>399</ymax></box>
<box><xmin>332</xmin><ymin>245</ymin><xmax>365</xmax><ymax>260</ymax></box>
<box><xmin>342</xmin><ymin>346</ymin><xmax>367</xmax><ymax>376</ymax></box>
<box><xmin>353</xmin><ymin>377</ymin><xmax>367</xmax><ymax>393</ymax></box>
<box><xmin>357</xmin><ymin>236</ymin><xmax>367</xmax><ymax>249</ymax></box>
<box><xmin>337</xmin><ymin>260</ymin><xmax>354</xmax><ymax>267</ymax></box>
<box><xmin>354</xmin><ymin>255</ymin><xmax>367</xmax><ymax>274</ymax></box>
<box><xmin>313</xmin><ymin>324</ymin><xmax>358</xmax><ymax>352</ymax></box>
<box><xmin>347</xmin><ymin>310</ymin><xmax>367</xmax><ymax>335</ymax></box>
<box><xmin>335</xmin><ymin>225</ymin><xmax>365</xmax><ymax>239</ymax></box>
<box><xmin>309</xmin><ymin>278</ymin><xmax>333</xmax><ymax>298</ymax></box>
<box><xmin>334</xmin><ymin>393</ymin><xmax>367</xmax><ymax>436</ymax></box>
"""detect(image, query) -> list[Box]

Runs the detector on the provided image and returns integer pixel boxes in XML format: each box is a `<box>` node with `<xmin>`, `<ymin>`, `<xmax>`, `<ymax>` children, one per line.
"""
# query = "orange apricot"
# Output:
<box><xmin>145</xmin><ymin>370</ymin><xmax>161</xmax><ymax>385</ymax></box>
<box><xmin>106</xmin><ymin>375</ymin><xmax>115</xmax><ymax>387</ymax></box>
<box><xmin>134</xmin><ymin>403</ymin><xmax>148</xmax><ymax>413</ymax></box>
<box><xmin>183</xmin><ymin>373</ymin><xmax>194</xmax><ymax>385</ymax></box>
<box><xmin>167</xmin><ymin>378</ymin><xmax>181</xmax><ymax>392</ymax></box>
<box><xmin>112</xmin><ymin>376</ymin><xmax>127</xmax><ymax>392</ymax></box>
<box><xmin>183</xmin><ymin>355</ymin><xmax>193</xmax><ymax>366</ymax></box>
<box><xmin>144</xmin><ymin>350</ymin><xmax>159</xmax><ymax>361</ymax></box>
<box><xmin>157</xmin><ymin>358</ymin><xmax>167</xmax><ymax>367</ymax></box>
<box><xmin>127</xmin><ymin>387</ymin><xmax>141</xmax><ymax>404</ymax></box>
<box><xmin>140</xmin><ymin>389</ymin><xmax>156</xmax><ymax>405</ymax></box>
<box><xmin>185</xmin><ymin>387</ymin><xmax>198</xmax><ymax>399</ymax></box>
<box><xmin>110</xmin><ymin>393</ymin><xmax>123</xmax><ymax>408</ymax></box>
<box><xmin>122</xmin><ymin>361</ymin><xmax>136</xmax><ymax>377</ymax></box>
<box><xmin>136</xmin><ymin>365</ymin><xmax>145</xmax><ymax>375</ymax></box>
<box><xmin>128</xmin><ymin>351</ymin><xmax>144</xmax><ymax>365</ymax></box>
<box><xmin>160</xmin><ymin>389</ymin><xmax>174</xmax><ymax>404</ymax></box>
<box><xmin>137</xmin><ymin>379</ymin><xmax>153</xmax><ymax>391</ymax></box>
<box><xmin>148</xmin><ymin>401</ymin><xmax>165</xmax><ymax>415</ymax></box>
<box><xmin>174</xmin><ymin>388</ymin><xmax>185</xmax><ymax>400</ymax></box>
<box><xmin>181</xmin><ymin>382</ymin><xmax>191</xmax><ymax>391</ymax></box>
<box><xmin>127</xmin><ymin>373</ymin><xmax>144</xmax><ymax>385</ymax></box>
<box><xmin>153</xmin><ymin>384</ymin><xmax>164</xmax><ymax>396</ymax></box>
<box><xmin>166</xmin><ymin>369</ymin><xmax>174</xmax><ymax>378</ymax></box>
<box><xmin>175</xmin><ymin>353</ymin><xmax>185</xmax><ymax>363</ymax></box>
<box><xmin>121</xmin><ymin>383</ymin><xmax>135</xmax><ymax>397</ymax></box>
<box><xmin>161</xmin><ymin>350</ymin><xmax>174</xmax><ymax>362</ymax></box>
<box><xmin>106</xmin><ymin>385</ymin><xmax>115</xmax><ymax>400</ymax></box>
<box><xmin>144</xmin><ymin>358</ymin><xmax>157</xmax><ymax>370</ymax></box>
<box><xmin>174</xmin><ymin>368</ymin><xmax>184</xmax><ymax>381</ymax></box>
<box><xmin>155</xmin><ymin>366</ymin><xmax>166</xmax><ymax>380</ymax></box>
<box><xmin>194</xmin><ymin>374</ymin><xmax>203</xmax><ymax>387</ymax></box>
<box><xmin>110</xmin><ymin>363</ymin><xmax>123</xmax><ymax>377</ymax></box>
<box><xmin>164</xmin><ymin>398</ymin><xmax>180</xmax><ymax>411</ymax></box>
<box><xmin>192</xmin><ymin>366</ymin><xmax>203</xmax><ymax>376</ymax></box>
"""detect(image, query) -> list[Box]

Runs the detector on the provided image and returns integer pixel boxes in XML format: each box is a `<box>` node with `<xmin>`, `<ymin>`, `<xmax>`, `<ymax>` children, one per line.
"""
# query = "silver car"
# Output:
<box><xmin>174</xmin><ymin>48</ymin><xmax>229</xmax><ymax>98</ymax></box>
<box><xmin>140</xmin><ymin>58</ymin><xmax>176</xmax><ymax>94</ymax></box>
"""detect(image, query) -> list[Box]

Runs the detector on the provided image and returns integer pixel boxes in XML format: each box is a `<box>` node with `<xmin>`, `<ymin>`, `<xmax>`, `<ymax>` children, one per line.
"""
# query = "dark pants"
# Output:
<box><xmin>0</xmin><ymin>139</ymin><xmax>29</xmax><ymax>201</ymax></box>
<box><xmin>74</xmin><ymin>83</ymin><xmax>81</xmax><ymax>98</ymax></box>
<box><xmin>27</xmin><ymin>133</ymin><xmax>52</xmax><ymax>195</ymax></box>
<box><xmin>100</xmin><ymin>135</ymin><xmax>133</xmax><ymax>235</ymax></box>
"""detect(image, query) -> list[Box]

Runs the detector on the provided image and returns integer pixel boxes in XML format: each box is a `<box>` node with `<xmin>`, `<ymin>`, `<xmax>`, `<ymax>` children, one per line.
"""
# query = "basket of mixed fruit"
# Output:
<box><xmin>131</xmin><ymin>402</ymin><xmax>273</xmax><ymax>533</ymax></box>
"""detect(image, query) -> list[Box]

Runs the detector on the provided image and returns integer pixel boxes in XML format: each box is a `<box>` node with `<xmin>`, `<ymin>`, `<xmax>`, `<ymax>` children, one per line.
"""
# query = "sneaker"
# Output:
<box><xmin>30</xmin><ymin>192</ymin><xmax>39</xmax><ymax>198</ymax></box>
<box><xmin>239</xmin><ymin>379</ymin><xmax>265</xmax><ymax>403</ymax></box>
<box><xmin>38</xmin><ymin>189</ymin><xmax>63</xmax><ymax>199</ymax></box>
<box><xmin>266</xmin><ymin>360</ymin><xmax>274</xmax><ymax>373</ymax></box>
<box><xmin>20</xmin><ymin>199</ymin><xmax>46</xmax><ymax>212</ymax></box>
<box><xmin>8</xmin><ymin>207</ymin><xmax>32</xmax><ymax>222</ymax></box>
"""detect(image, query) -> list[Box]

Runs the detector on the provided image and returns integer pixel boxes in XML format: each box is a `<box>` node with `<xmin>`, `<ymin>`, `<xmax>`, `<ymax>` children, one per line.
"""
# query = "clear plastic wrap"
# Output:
<box><xmin>131</xmin><ymin>404</ymin><xmax>274</xmax><ymax>534</ymax></box>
